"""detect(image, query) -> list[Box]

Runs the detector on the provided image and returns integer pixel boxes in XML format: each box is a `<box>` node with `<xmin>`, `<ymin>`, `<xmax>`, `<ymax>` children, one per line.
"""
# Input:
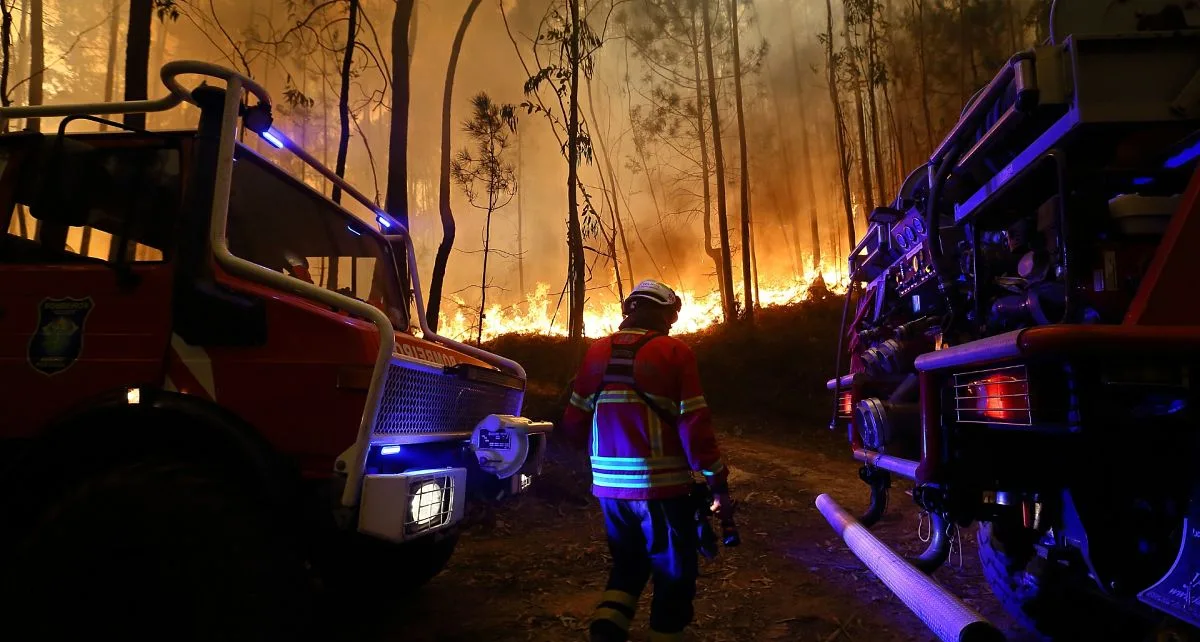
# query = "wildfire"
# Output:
<box><xmin>435</xmin><ymin>264</ymin><xmax>848</xmax><ymax>343</ymax></box>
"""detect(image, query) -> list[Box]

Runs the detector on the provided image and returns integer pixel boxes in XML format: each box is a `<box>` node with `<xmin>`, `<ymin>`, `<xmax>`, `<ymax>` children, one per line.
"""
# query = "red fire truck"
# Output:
<box><xmin>822</xmin><ymin>2</ymin><xmax>1200</xmax><ymax>641</ymax></box>
<box><xmin>0</xmin><ymin>62</ymin><xmax>549</xmax><ymax>638</ymax></box>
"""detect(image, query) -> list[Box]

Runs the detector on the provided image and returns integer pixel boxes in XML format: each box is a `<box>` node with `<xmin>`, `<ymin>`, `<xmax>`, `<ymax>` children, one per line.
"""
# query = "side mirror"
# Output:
<box><xmin>24</xmin><ymin>136</ymin><xmax>105</xmax><ymax>229</ymax></box>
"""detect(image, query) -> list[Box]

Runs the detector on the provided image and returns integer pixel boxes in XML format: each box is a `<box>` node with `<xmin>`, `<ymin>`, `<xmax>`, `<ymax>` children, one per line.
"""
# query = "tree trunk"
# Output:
<box><xmin>0</xmin><ymin>4</ymin><xmax>10</xmax><ymax>111</ymax></box>
<box><xmin>883</xmin><ymin>76</ymin><xmax>904</xmax><ymax>190</ymax></box>
<box><xmin>728</xmin><ymin>0</ymin><xmax>753</xmax><ymax>322</ymax></box>
<box><xmin>331</xmin><ymin>0</ymin><xmax>358</xmax><ymax>205</ymax></box>
<box><xmin>585</xmin><ymin>74</ymin><xmax>633</xmax><ymax>293</ymax></box>
<box><xmin>786</xmin><ymin>2</ymin><xmax>822</xmax><ymax>272</ymax></box>
<box><xmin>865</xmin><ymin>0</ymin><xmax>887</xmax><ymax>202</ymax></box>
<box><xmin>124</xmin><ymin>0</ymin><xmax>152</xmax><ymax>130</ymax></box>
<box><xmin>15</xmin><ymin>0</ymin><xmax>25</xmax><ymax>107</ymax></box>
<box><xmin>479</xmin><ymin>205</ymin><xmax>493</xmax><ymax>346</ymax></box>
<box><xmin>1005</xmin><ymin>0</ymin><xmax>1018</xmax><ymax>52</ymax></box>
<box><xmin>26</xmin><ymin>0</ymin><xmax>42</xmax><ymax>133</ymax></box>
<box><xmin>565</xmin><ymin>0</ymin><xmax>585</xmax><ymax>340</ymax></box>
<box><xmin>387</xmin><ymin>0</ymin><xmax>415</xmax><ymax>299</ymax></box>
<box><xmin>151</xmin><ymin>5</ymin><xmax>169</xmax><ymax>95</ymax></box>
<box><xmin>688</xmin><ymin>8</ymin><xmax>722</xmax><ymax>296</ymax></box>
<box><xmin>913</xmin><ymin>0</ymin><xmax>934</xmax><ymax>152</ymax></box>
<box><xmin>516</xmin><ymin>133</ymin><xmax>525</xmax><ymax>299</ymax></box>
<box><xmin>426</xmin><ymin>0</ymin><xmax>482</xmax><ymax>333</ymax></box>
<box><xmin>702</xmin><ymin>0</ymin><xmax>736</xmax><ymax>323</ymax></box>
<box><xmin>958</xmin><ymin>0</ymin><xmax>968</xmax><ymax>105</ymax></box>
<box><xmin>826</xmin><ymin>0</ymin><xmax>857</xmax><ymax>249</ymax></box>
<box><xmin>842</xmin><ymin>3</ymin><xmax>874</xmax><ymax>216</ymax></box>
<box><xmin>99</xmin><ymin>0</ymin><xmax>120</xmax><ymax>132</ymax></box>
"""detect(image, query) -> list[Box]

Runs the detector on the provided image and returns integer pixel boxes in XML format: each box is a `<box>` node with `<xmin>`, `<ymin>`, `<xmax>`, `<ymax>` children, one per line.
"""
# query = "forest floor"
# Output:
<box><xmin>336</xmin><ymin>297</ymin><xmax>1038</xmax><ymax>641</ymax></box>
<box><xmin>356</xmin><ymin>420</ymin><xmax>1037</xmax><ymax>642</ymax></box>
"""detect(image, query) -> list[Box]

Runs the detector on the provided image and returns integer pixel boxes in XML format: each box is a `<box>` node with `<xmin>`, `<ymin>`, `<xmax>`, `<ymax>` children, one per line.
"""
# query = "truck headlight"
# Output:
<box><xmin>406</xmin><ymin>475</ymin><xmax>453</xmax><ymax>534</ymax></box>
<box><xmin>410</xmin><ymin>480</ymin><xmax>445</xmax><ymax>527</ymax></box>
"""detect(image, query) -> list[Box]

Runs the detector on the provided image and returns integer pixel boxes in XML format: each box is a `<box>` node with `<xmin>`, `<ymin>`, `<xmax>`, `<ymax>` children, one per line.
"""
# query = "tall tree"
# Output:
<box><xmin>585</xmin><ymin>74</ymin><xmax>634</xmax><ymax>294</ymax></box>
<box><xmin>331</xmin><ymin>0</ymin><xmax>359</xmax><ymax>205</ymax></box>
<box><xmin>910</xmin><ymin>0</ymin><xmax>934</xmax><ymax>151</ymax></box>
<box><xmin>103</xmin><ymin>0</ymin><xmax>120</xmax><ymax>120</ymax></box>
<box><xmin>1</xmin><ymin>1</ymin><xmax>14</xmax><ymax>112</ymax></box>
<box><xmin>26</xmin><ymin>0</ymin><xmax>41</xmax><ymax>132</ymax></box>
<box><xmin>427</xmin><ymin>0</ymin><xmax>482</xmax><ymax>332</ymax></box>
<box><xmin>387</xmin><ymin>0</ymin><xmax>415</xmax><ymax>232</ymax></box>
<box><xmin>387</xmin><ymin>0</ymin><xmax>415</xmax><ymax>304</ymax></box>
<box><xmin>515</xmin><ymin>133</ymin><xmax>525</xmax><ymax>299</ymax></box>
<box><xmin>564</xmin><ymin>0</ymin><xmax>584</xmax><ymax>339</ymax></box>
<box><xmin>689</xmin><ymin>3</ymin><xmax>722</xmax><ymax>296</ymax></box>
<box><xmin>701</xmin><ymin>0</ymin><xmax>736</xmax><ymax>322</ymax></box>
<box><xmin>124</xmin><ymin>0</ymin><xmax>152</xmax><ymax>129</ymax></box>
<box><xmin>825</xmin><ymin>0</ymin><xmax>856</xmax><ymax>249</ymax></box>
<box><xmin>786</xmin><ymin>17</ymin><xmax>823</xmax><ymax>272</ymax></box>
<box><xmin>450</xmin><ymin>93</ymin><xmax>517</xmax><ymax>346</ymax></box>
<box><xmin>728</xmin><ymin>0</ymin><xmax>753</xmax><ymax>321</ymax></box>
<box><xmin>862</xmin><ymin>0</ymin><xmax>887</xmax><ymax>202</ymax></box>
<box><xmin>842</xmin><ymin>1</ymin><xmax>874</xmax><ymax>215</ymax></box>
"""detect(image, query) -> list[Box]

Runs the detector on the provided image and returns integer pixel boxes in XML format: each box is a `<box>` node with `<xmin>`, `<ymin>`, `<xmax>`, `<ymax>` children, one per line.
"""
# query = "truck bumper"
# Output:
<box><xmin>354</xmin><ymin>414</ymin><xmax>552</xmax><ymax>541</ymax></box>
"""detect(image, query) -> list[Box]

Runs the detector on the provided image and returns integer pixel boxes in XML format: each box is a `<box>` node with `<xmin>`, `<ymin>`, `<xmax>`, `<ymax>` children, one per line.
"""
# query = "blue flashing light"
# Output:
<box><xmin>261</xmin><ymin>128</ymin><xmax>285</xmax><ymax>149</ymax></box>
<box><xmin>1165</xmin><ymin>139</ymin><xmax>1200</xmax><ymax>169</ymax></box>
<box><xmin>380</xmin><ymin>445</ymin><xmax>402</xmax><ymax>456</ymax></box>
<box><xmin>347</xmin><ymin>225</ymin><xmax>362</xmax><ymax>236</ymax></box>
<box><xmin>377</xmin><ymin>215</ymin><xmax>392</xmax><ymax>229</ymax></box>
<box><xmin>1132</xmin><ymin>176</ymin><xmax>1154</xmax><ymax>186</ymax></box>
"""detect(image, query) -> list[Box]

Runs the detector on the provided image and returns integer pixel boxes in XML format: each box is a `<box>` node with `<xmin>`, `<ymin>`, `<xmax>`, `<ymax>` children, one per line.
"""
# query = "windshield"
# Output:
<box><xmin>226</xmin><ymin>144</ymin><xmax>408</xmax><ymax>329</ymax></box>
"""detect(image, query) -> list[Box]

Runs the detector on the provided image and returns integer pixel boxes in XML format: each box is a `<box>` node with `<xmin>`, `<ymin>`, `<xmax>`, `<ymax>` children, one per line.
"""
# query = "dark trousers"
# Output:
<box><xmin>589</xmin><ymin>496</ymin><xmax>698</xmax><ymax>642</ymax></box>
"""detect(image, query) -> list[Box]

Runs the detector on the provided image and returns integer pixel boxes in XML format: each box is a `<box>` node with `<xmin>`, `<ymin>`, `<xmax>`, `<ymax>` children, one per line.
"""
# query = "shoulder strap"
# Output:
<box><xmin>591</xmin><ymin>332</ymin><xmax>677</xmax><ymax>427</ymax></box>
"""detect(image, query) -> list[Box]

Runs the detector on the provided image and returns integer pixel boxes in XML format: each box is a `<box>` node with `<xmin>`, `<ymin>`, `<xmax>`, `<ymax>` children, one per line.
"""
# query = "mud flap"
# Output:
<box><xmin>1138</xmin><ymin>515</ymin><xmax>1200</xmax><ymax>625</ymax></box>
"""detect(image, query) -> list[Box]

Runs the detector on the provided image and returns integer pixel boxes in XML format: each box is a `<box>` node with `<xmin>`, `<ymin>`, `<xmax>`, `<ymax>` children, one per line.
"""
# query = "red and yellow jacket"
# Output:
<box><xmin>561</xmin><ymin>328</ymin><xmax>729</xmax><ymax>500</ymax></box>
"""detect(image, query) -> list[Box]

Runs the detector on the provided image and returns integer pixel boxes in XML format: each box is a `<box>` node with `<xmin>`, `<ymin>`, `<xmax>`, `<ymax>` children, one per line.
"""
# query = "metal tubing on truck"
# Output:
<box><xmin>815</xmin><ymin>494</ymin><xmax>1004</xmax><ymax>642</ymax></box>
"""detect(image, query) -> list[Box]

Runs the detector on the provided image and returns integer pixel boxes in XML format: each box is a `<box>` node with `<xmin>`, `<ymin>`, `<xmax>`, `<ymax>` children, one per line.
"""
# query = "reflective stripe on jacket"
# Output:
<box><xmin>562</xmin><ymin>328</ymin><xmax>729</xmax><ymax>500</ymax></box>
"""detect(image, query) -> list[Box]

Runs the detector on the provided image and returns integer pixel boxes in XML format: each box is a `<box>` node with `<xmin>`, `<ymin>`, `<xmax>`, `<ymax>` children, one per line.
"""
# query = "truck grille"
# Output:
<box><xmin>373</xmin><ymin>360</ymin><xmax>524</xmax><ymax>438</ymax></box>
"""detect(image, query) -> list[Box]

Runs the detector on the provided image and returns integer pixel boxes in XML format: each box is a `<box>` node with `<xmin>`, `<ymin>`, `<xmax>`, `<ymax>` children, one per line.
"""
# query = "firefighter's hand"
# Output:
<box><xmin>711</xmin><ymin>491</ymin><xmax>735</xmax><ymax>522</ymax></box>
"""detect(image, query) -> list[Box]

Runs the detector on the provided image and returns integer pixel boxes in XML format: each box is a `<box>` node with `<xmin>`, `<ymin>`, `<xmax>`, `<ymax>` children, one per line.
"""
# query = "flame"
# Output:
<box><xmin>434</xmin><ymin>263</ymin><xmax>848</xmax><ymax>343</ymax></box>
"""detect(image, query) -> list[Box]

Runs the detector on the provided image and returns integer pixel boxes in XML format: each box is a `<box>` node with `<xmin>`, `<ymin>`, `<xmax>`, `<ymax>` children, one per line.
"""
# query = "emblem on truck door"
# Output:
<box><xmin>27</xmin><ymin>297</ymin><xmax>94</xmax><ymax>376</ymax></box>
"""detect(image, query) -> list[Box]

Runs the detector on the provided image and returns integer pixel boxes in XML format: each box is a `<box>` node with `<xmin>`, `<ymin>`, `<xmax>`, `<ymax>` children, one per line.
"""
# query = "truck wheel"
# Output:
<box><xmin>321</xmin><ymin>530</ymin><xmax>459</xmax><ymax>600</ymax></box>
<box><xmin>0</xmin><ymin>459</ymin><xmax>312</xmax><ymax>641</ymax></box>
<box><xmin>399</xmin><ymin>531</ymin><xmax>460</xmax><ymax>587</ymax></box>
<box><xmin>977</xmin><ymin>522</ymin><xmax>1145</xmax><ymax>640</ymax></box>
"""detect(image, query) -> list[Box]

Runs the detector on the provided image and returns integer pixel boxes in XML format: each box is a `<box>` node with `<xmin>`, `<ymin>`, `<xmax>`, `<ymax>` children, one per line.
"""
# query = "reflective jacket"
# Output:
<box><xmin>561</xmin><ymin>328</ymin><xmax>729</xmax><ymax>500</ymax></box>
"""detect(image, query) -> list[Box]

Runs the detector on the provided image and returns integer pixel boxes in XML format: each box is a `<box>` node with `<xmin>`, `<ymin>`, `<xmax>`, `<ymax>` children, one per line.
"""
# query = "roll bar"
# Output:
<box><xmin>0</xmin><ymin>61</ymin><xmax>526</xmax><ymax>507</ymax></box>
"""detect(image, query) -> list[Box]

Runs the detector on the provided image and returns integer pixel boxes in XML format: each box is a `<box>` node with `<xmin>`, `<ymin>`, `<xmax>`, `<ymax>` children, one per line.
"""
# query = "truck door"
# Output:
<box><xmin>0</xmin><ymin>133</ymin><xmax>185</xmax><ymax>436</ymax></box>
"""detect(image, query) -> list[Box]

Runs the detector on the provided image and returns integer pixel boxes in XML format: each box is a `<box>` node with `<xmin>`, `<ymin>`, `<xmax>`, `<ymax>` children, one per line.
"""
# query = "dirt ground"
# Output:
<box><xmin>355</xmin><ymin>421</ymin><xmax>1040</xmax><ymax>642</ymax></box>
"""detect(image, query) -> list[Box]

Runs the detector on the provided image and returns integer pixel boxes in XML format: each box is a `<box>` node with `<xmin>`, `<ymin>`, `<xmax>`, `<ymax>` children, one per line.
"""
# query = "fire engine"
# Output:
<box><xmin>821</xmin><ymin>1</ymin><xmax>1200</xmax><ymax>640</ymax></box>
<box><xmin>0</xmin><ymin>62</ymin><xmax>550</xmax><ymax>637</ymax></box>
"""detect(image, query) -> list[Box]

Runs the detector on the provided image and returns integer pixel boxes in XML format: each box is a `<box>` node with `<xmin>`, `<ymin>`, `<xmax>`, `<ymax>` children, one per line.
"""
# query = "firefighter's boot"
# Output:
<box><xmin>589</xmin><ymin>589</ymin><xmax>638</xmax><ymax>642</ymax></box>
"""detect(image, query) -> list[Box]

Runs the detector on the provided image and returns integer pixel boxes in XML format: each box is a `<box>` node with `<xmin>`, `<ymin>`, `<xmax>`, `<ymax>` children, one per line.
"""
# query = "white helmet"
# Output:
<box><xmin>622</xmin><ymin>279</ymin><xmax>682</xmax><ymax>317</ymax></box>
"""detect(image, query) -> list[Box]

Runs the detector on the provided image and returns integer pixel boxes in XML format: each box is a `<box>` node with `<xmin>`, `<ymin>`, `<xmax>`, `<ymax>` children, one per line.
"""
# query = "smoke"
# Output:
<box><xmin>11</xmin><ymin>0</ymin><xmax>1046</xmax><ymax>330</ymax></box>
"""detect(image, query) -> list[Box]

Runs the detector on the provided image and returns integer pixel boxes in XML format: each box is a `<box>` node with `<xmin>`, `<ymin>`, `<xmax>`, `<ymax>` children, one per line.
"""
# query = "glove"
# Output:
<box><xmin>710</xmin><ymin>491</ymin><xmax>736</xmax><ymax>523</ymax></box>
<box><xmin>710</xmin><ymin>490</ymin><xmax>741</xmax><ymax>547</ymax></box>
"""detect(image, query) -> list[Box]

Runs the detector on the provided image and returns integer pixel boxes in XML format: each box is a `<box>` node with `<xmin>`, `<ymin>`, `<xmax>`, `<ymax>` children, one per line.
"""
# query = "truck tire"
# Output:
<box><xmin>400</xmin><ymin>530</ymin><xmax>460</xmax><ymax>587</ymax></box>
<box><xmin>977</xmin><ymin>522</ymin><xmax>1146</xmax><ymax>640</ymax></box>
<box><xmin>0</xmin><ymin>459</ymin><xmax>312</xmax><ymax>641</ymax></box>
<box><xmin>328</xmin><ymin>529</ymin><xmax>459</xmax><ymax>593</ymax></box>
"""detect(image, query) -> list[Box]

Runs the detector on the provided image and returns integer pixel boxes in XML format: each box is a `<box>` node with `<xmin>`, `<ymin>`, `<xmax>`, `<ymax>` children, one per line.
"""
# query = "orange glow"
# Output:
<box><xmin>434</xmin><ymin>265</ymin><xmax>847</xmax><ymax>342</ymax></box>
<box><xmin>839</xmin><ymin>391</ymin><xmax>853</xmax><ymax>416</ymax></box>
<box><xmin>973</xmin><ymin>374</ymin><xmax>1028</xmax><ymax>422</ymax></box>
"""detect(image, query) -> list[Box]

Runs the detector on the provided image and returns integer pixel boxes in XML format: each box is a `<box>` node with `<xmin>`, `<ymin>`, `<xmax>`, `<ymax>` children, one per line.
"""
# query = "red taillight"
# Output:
<box><xmin>839</xmin><ymin>390</ymin><xmax>853</xmax><ymax>417</ymax></box>
<box><xmin>954</xmin><ymin>366</ymin><xmax>1031</xmax><ymax>425</ymax></box>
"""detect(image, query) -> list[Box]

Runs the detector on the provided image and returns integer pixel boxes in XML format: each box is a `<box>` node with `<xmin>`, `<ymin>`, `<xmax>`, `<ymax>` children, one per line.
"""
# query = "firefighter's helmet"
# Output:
<box><xmin>623</xmin><ymin>279</ymin><xmax>682</xmax><ymax>318</ymax></box>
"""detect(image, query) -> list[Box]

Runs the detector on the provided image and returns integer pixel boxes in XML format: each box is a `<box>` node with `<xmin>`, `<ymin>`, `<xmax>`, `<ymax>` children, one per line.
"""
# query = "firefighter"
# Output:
<box><xmin>561</xmin><ymin>279</ymin><xmax>734</xmax><ymax>642</ymax></box>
